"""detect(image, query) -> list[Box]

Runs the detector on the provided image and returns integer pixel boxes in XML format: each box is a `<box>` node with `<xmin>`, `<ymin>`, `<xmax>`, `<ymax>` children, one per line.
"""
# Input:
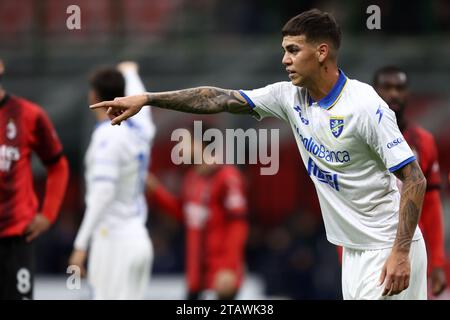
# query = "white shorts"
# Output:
<box><xmin>342</xmin><ymin>238</ymin><xmax>427</xmax><ymax>300</ymax></box>
<box><xmin>88</xmin><ymin>227</ymin><xmax>153</xmax><ymax>300</ymax></box>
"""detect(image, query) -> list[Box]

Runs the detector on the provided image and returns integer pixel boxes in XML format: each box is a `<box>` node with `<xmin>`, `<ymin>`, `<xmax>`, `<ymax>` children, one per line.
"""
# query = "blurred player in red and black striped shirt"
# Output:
<box><xmin>147</xmin><ymin>128</ymin><xmax>248</xmax><ymax>300</ymax></box>
<box><xmin>374</xmin><ymin>65</ymin><xmax>447</xmax><ymax>297</ymax></box>
<box><xmin>0</xmin><ymin>59</ymin><xmax>69</xmax><ymax>299</ymax></box>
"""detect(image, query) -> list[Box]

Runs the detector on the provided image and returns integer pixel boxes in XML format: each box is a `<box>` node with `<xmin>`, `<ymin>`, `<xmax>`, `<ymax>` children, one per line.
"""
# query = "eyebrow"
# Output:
<box><xmin>283</xmin><ymin>44</ymin><xmax>300</xmax><ymax>51</ymax></box>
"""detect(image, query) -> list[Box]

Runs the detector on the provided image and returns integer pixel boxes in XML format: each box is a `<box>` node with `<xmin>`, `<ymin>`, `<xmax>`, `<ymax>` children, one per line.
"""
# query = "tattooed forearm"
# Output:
<box><xmin>145</xmin><ymin>87</ymin><xmax>251</xmax><ymax>115</ymax></box>
<box><xmin>393</xmin><ymin>161</ymin><xmax>427</xmax><ymax>252</ymax></box>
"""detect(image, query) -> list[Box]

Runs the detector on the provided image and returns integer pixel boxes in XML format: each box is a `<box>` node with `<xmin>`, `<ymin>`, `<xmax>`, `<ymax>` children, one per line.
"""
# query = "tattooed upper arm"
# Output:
<box><xmin>223</xmin><ymin>90</ymin><xmax>250</xmax><ymax>114</ymax></box>
<box><xmin>226</xmin><ymin>90</ymin><xmax>260</xmax><ymax>117</ymax></box>
<box><xmin>393</xmin><ymin>160</ymin><xmax>426</xmax><ymax>185</ymax></box>
<box><xmin>204</xmin><ymin>88</ymin><xmax>254</xmax><ymax>115</ymax></box>
<box><xmin>147</xmin><ymin>87</ymin><xmax>257</xmax><ymax>116</ymax></box>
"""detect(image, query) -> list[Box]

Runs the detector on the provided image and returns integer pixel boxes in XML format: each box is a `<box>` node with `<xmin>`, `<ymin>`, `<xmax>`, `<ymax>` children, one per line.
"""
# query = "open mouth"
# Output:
<box><xmin>286</xmin><ymin>70</ymin><xmax>296</xmax><ymax>79</ymax></box>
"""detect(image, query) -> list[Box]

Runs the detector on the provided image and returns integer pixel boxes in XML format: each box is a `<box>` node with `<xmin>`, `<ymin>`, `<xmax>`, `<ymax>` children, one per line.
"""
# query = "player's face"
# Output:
<box><xmin>282</xmin><ymin>35</ymin><xmax>320</xmax><ymax>87</ymax></box>
<box><xmin>375</xmin><ymin>72</ymin><xmax>409</xmax><ymax>114</ymax></box>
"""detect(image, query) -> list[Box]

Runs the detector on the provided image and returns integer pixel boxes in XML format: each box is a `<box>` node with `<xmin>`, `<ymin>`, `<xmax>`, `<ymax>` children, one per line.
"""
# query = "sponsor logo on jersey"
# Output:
<box><xmin>6</xmin><ymin>119</ymin><xmax>16</xmax><ymax>140</ymax></box>
<box><xmin>387</xmin><ymin>137</ymin><xmax>404</xmax><ymax>149</ymax></box>
<box><xmin>293</xmin><ymin>105</ymin><xmax>309</xmax><ymax>125</ymax></box>
<box><xmin>294</xmin><ymin>125</ymin><xmax>350</xmax><ymax>163</ymax></box>
<box><xmin>307</xmin><ymin>157</ymin><xmax>340</xmax><ymax>191</ymax></box>
<box><xmin>0</xmin><ymin>144</ymin><xmax>20</xmax><ymax>172</ymax></box>
<box><xmin>330</xmin><ymin>116</ymin><xmax>344</xmax><ymax>138</ymax></box>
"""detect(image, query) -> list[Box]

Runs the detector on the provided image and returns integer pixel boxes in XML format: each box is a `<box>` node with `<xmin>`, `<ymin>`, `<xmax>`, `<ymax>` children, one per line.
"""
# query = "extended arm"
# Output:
<box><xmin>146</xmin><ymin>88</ymin><xmax>251</xmax><ymax>114</ymax></box>
<box><xmin>90</xmin><ymin>88</ymin><xmax>253</xmax><ymax>125</ymax></box>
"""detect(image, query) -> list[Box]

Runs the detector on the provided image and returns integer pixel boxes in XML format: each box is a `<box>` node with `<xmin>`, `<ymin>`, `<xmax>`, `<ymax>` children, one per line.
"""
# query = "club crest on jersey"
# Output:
<box><xmin>6</xmin><ymin>119</ymin><xmax>17</xmax><ymax>140</ymax></box>
<box><xmin>330</xmin><ymin>116</ymin><xmax>344</xmax><ymax>138</ymax></box>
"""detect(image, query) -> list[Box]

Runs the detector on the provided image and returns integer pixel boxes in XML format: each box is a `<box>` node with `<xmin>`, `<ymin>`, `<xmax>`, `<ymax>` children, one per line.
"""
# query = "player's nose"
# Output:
<box><xmin>282</xmin><ymin>52</ymin><xmax>292</xmax><ymax>66</ymax></box>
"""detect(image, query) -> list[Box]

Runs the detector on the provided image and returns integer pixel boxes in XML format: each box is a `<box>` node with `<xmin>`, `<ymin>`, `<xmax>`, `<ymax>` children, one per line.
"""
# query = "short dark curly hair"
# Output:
<box><xmin>282</xmin><ymin>9</ymin><xmax>342</xmax><ymax>51</ymax></box>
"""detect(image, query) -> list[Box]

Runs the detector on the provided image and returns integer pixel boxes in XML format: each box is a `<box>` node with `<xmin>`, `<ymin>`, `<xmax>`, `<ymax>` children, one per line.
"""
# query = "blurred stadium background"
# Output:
<box><xmin>1</xmin><ymin>0</ymin><xmax>449</xmax><ymax>299</ymax></box>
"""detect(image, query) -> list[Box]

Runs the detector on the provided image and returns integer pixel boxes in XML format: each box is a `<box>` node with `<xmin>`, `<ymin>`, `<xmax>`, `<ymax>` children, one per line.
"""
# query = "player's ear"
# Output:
<box><xmin>317</xmin><ymin>43</ymin><xmax>329</xmax><ymax>63</ymax></box>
